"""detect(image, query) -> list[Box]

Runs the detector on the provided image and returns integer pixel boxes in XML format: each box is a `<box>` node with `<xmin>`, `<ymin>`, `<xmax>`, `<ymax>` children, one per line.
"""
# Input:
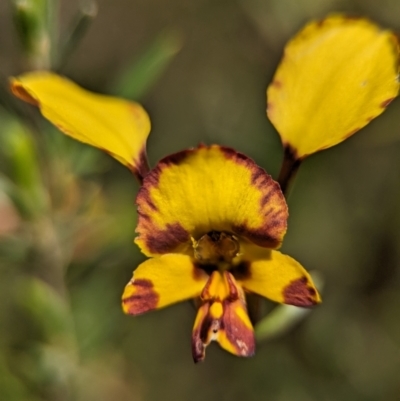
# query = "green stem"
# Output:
<box><xmin>55</xmin><ymin>0</ymin><xmax>97</xmax><ymax>71</ymax></box>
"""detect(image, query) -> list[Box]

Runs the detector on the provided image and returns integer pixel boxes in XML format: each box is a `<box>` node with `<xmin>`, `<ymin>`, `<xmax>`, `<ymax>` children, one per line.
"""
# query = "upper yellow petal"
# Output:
<box><xmin>122</xmin><ymin>253</ymin><xmax>208</xmax><ymax>315</ymax></box>
<box><xmin>10</xmin><ymin>72</ymin><xmax>151</xmax><ymax>176</ymax></box>
<box><xmin>135</xmin><ymin>145</ymin><xmax>288</xmax><ymax>256</ymax></box>
<box><xmin>267</xmin><ymin>15</ymin><xmax>399</xmax><ymax>158</ymax></box>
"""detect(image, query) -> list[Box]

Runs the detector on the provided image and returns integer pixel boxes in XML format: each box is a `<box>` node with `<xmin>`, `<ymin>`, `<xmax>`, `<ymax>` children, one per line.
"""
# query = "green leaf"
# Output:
<box><xmin>112</xmin><ymin>30</ymin><xmax>183</xmax><ymax>99</ymax></box>
<box><xmin>16</xmin><ymin>277</ymin><xmax>76</xmax><ymax>349</ymax></box>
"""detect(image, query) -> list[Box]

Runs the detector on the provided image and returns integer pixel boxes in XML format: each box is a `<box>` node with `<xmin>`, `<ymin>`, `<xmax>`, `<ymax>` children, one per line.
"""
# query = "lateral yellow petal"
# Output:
<box><xmin>121</xmin><ymin>254</ymin><xmax>208</xmax><ymax>315</ymax></box>
<box><xmin>10</xmin><ymin>72</ymin><xmax>151</xmax><ymax>177</ymax></box>
<box><xmin>267</xmin><ymin>15</ymin><xmax>399</xmax><ymax>158</ymax></box>
<box><xmin>236</xmin><ymin>248</ymin><xmax>321</xmax><ymax>306</ymax></box>
<box><xmin>135</xmin><ymin>145</ymin><xmax>288</xmax><ymax>256</ymax></box>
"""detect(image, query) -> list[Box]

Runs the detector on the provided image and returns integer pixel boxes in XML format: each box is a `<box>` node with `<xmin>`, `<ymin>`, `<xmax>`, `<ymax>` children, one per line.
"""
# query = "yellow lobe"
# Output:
<box><xmin>267</xmin><ymin>15</ymin><xmax>399</xmax><ymax>158</ymax></box>
<box><xmin>10</xmin><ymin>72</ymin><xmax>151</xmax><ymax>175</ymax></box>
<box><xmin>209</xmin><ymin>302</ymin><xmax>223</xmax><ymax>319</ymax></box>
<box><xmin>237</xmin><ymin>247</ymin><xmax>321</xmax><ymax>307</ymax></box>
<box><xmin>122</xmin><ymin>254</ymin><xmax>208</xmax><ymax>315</ymax></box>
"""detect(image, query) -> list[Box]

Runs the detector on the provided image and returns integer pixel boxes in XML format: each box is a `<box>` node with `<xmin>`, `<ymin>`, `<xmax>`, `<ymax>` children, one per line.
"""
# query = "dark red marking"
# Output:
<box><xmin>283</xmin><ymin>277</ymin><xmax>319</xmax><ymax>307</ymax></box>
<box><xmin>141</xmin><ymin>222</ymin><xmax>190</xmax><ymax>254</ymax></box>
<box><xmin>224</xmin><ymin>271</ymin><xmax>239</xmax><ymax>301</ymax></box>
<box><xmin>231</xmin><ymin>261</ymin><xmax>251</xmax><ymax>281</ymax></box>
<box><xmin>380</xmin><ymin>98</ymin><xmax>395</xmax><ymax>108</ymax></box>
<box><xmin>192</xmin><ymin>265</ymin><xmax>209</xmax><ymax>281</ymax></box>
<box><xmin>222</xmin><ymin>299</ymin><xmax>255</xmax><ymax>357</ymax></box>
<box><xmin>11</xmin><ymin>84</ymin><xmax>39</xmax><ymax>106</ymax></box>
<box><xmin>270</xmin><ymin>80</ymin><xmax>282</xmax><ymax>88</ymax></box>
<box><xmin>191</xmin><ymin>303</ymin><xmax>210</xmax><ymax>363</ymax></box>
<box><xmin>122</xmin><ymin>279</ymin><xmax>159</xmax><ymax>315</ymax></box>
<box><xmin>233</xmin><ymin>223</ymin><xmax>284</xmax><ymax>249</ymax></box>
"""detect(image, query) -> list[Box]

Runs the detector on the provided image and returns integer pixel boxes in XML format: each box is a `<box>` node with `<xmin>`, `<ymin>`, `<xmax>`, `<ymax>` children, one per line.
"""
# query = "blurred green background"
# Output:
<box><xmin>1</xmin><ymin>0</ymin><xmax>400</xmax><ymax>400</ymax></box>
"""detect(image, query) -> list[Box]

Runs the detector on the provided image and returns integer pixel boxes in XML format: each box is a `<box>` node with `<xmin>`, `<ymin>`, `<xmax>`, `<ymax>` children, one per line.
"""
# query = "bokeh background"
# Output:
<box><xmin>1</xmin><ymin>0</ymin><xmax>400</xmax><ymax>400</ymax></box>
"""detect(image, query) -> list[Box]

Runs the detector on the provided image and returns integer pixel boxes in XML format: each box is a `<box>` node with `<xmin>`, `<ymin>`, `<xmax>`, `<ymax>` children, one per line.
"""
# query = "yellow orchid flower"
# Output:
<box><xmin>122</xmin><ymin>144</ymin><xmax>320</xmax><ymax>361</ymax></box>
<box><xmin>10</xmin><ymin>14</ymin><xmax>399</xmax><ymax>362</ymax></box>
<box><xmin>10</xmin><ymin>72</ymin><xmax>321</xmax><ymax>361</ymax></box>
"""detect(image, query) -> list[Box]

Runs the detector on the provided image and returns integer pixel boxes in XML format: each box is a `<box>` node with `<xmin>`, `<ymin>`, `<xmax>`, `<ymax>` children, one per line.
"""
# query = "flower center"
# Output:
<box><xmin>192</xmin><ymin>230</ymin><xmax>240</xmax><ymax>264</ymax></box>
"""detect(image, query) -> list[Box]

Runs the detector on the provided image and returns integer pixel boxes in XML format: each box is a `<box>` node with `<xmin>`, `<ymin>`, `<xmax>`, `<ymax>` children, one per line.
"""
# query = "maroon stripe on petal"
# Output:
<box><xmin>142</xmin><ymin>222</ymin><xmax>190</xmax><ymax>254</ymax></box>
<box><xmin>233</xmin><ymin>222</ymin><xmax>284</xmax><ymax>248</ymax></box>
<box><xmin>283</xmin><ymin>277</ymin><xmax>319</xmax><ymax>307</ymax></box>
<box><xmin>192</xmin><ymin>303</ymin><xmax>210</xmax><ymax>363</ymax></box>
<box><xmin>122</xmin><ymin>279</ymin><xmax>159</xmax><ymax>315</ymax></box>
<box><xmin>222</xmin><ymin>300</ymin><xmax>255</xmax><ymax>357</ymax></box>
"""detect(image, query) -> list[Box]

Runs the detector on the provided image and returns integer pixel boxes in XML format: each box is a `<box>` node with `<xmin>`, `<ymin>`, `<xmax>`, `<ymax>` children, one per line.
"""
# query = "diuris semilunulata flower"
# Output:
<box><xmin>11</xmin><ymin>14</ymin><xmax>399</xmax><ymax>362</ymax></box>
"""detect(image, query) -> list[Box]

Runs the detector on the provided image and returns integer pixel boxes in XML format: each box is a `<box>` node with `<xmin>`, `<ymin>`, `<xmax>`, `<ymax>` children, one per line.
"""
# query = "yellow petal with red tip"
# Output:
<box><xmin>10</xmin><ymin>72</ymin><xmax>151</xmax><ymax>176</ymax></box>
<box><xmin>236</xmin><ymin>247</ymin><xmax>321</xmax><ymax>307</ymax></box>
<box><xmin>191</xmin><ymin>271</ymin><xmax>255</xmax><ymax>362</ymax></box>
<box><xmin>122</xmin><ymin>254</ymin><xmax>208</xmax><ymax>315</ymax></box>
<box><xmin>217</xmin><ymin>298</ymin><xmax>255</xmax><ymax>357</ymax></box>
<box><xmin>135</xmin><ymin>145</ymin><xmax>288</xmax><ymax>257</ymax></box>
<box><xmin>267</xmin><ymin>15</ymin><xmax>399</xmax><ymax>158</ymax></box>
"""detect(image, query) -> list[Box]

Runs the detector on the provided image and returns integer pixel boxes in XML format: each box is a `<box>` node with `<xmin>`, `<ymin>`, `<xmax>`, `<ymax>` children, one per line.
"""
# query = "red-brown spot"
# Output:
<box><xmin>233</xmin><ymin>220</ymin><xmax>285</xmax><ymax>249</ymax></box>
<box><xmin>260</xmin><ymin>190</ymin><xmax>275</xmax><ymax>208</ymax></box>
<box><xmin>10</xmin><ymin>83</ymin><xmax>39</xmax><ymax>106</ymax></box>
<box><xmin>142</xmin><ymin>222</ymin><xmax>190</xmax><ymax>254</ymax></box>
<box><xmin>231</xmin><ymin>261</ymin><xmax>251</xmax><ymax>281</ymax></box>
<box><xmin>283</xmin><ymin>277</ymin><xmax>319</xmax><ymax>307</ymax></box>
<box><xmin>137</xmin><ymin>188</ymin><xmax>158</xmax><ymax>212</ymax></box>
<box><xmin>192</xmin><ymin>265</ymin><xmax>210</xmax><ymax>281</ymax></box>
<box><xmin>270</xmin><ymin>80</ymin><xmax>282</xmax><ymax>89</ymax></box>
<box><xmin>380</xmin><ymin>98</ymin><xmax>395</xmax><ymax>108</ymax></box>
<box><xmin>122</xmin><ymin>279</ymin><xmax>159</xmax><ymax>315</ymax></box>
